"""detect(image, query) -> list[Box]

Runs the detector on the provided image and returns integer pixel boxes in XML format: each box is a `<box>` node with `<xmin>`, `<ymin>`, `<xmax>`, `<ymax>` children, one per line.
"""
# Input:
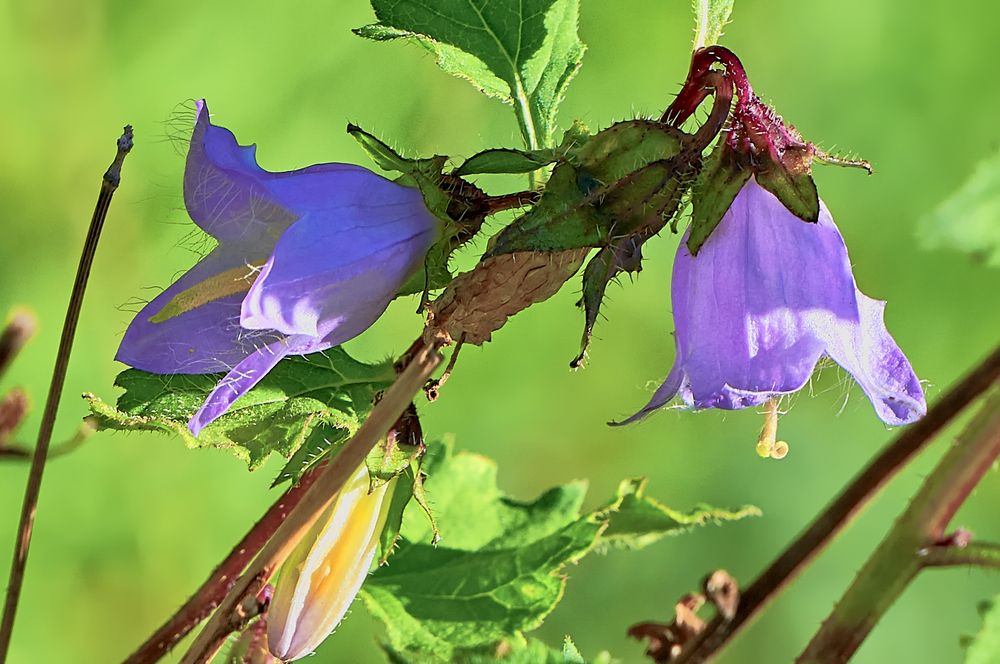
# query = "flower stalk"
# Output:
<box><xmin>0</xmin><ymin>125</ymin><xmax>133</xmax><ymax>660</ymax></box>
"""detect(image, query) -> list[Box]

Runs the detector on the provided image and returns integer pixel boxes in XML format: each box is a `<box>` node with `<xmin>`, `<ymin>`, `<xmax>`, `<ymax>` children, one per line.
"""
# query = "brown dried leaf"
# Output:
<box><xmin>426</xmin><ymin>248</ymin><xmax>588</xmax><ymax>346</ymax></box>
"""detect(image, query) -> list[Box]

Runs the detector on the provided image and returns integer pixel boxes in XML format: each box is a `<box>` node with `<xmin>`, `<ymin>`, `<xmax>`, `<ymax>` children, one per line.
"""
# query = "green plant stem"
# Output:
<box><xmin>0</xmin><ymin>126</ymin><xmax>132</xmax><ymax>661</ymax></box>
<box><xmin>178</xmin><ymin>340</ymin><xmax>442</xmax><ymax>664</ymax></box>
<box><xmin>797</xmin><ymin>392</ymin><xmax>1000</xmax><ymax>663</ymax></box>
<box><xmin>0</xmin><ymin>424</ymin><xmax>93</xmax><ymax>461</ymax></box>
<box><xmin>673</xmin><ymin>343</ymin><xmax>1000</xmax><ymax>664</ymax></box>
<box><xmin>922</xmin><ymin>541</ymin><xmax>1000</xmax><ymax>570</ymax></box>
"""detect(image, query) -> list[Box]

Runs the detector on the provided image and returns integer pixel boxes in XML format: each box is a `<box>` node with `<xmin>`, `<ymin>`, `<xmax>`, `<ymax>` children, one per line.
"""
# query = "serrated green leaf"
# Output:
<box><xmin>363</xmin><ymin>518</ymin><xmax>603</xmax><ymax>661</ymax></box>
<box><xmin>454</xmin><ymin>147</ymin><xmax>559</xmax><ymax>176</ymax></box>
<box><xmin>400</xmin><ymin>441</ymin><xmax>589</xmax><ymax>550</ymax></box>
<box><xmin>487</xmin><ymin>121</ymin><xmax>691</xmax><ymax>256</ymax></box>
<box><xmin>966</xmin><ymin>597</ymin><xmax>1000</xmax><ymax>663</ymax></box>
<box><xmin>920</xmin><ymin>148</ymin><xmax>1000</xmax><ymax>267</ymax></box>
<box><xmin>598</xmin><ymin>478</ymin><xmax>760</xmax><ymax>552</ymax></box>
<box><xmin>361</xmin><ymin>443</ymin><xmax>753</xmax><ymax>661</ymax></box>
<box><xmin>85</xmin><ymin>349</ymin><xmax>394</xmax><ymax>470</ymax></box>
<box><xmin>357</xmin><ymin>0</ymin><xmax>585</xmax><ymax>149</ymax></box>
<box><xmin>687</xmin><ymin>141</ymin><xmax>751</xmax><ymax>254</ymax></box>
<box><xmin>692</xmin><ymin>0</ymin><xmax>735</xmax><ymax>50</ymax></box>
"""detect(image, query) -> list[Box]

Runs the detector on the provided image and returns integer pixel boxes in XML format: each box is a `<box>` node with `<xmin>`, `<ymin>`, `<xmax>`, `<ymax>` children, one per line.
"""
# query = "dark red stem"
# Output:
<box><xmin>122</xmin><ymin>464</ymin><xmax>325</xmax><ymax>664</ymax></box>
<box><xmin>673</xmin><ymin>343</ymin><xmax>1000</xmax><ymax>663</ymax></box>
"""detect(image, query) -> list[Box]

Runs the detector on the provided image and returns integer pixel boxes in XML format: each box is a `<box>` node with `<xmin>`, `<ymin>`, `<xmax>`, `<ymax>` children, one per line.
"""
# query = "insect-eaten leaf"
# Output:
<box><xmin>597</xmin><ymin>478</ymin><xmax>761</xmax><ymax>552</ymax></box>
<box><xmin>85</xmin><ymin>348</ymin><xmax>394</xmax><ymax>472</ymax></box>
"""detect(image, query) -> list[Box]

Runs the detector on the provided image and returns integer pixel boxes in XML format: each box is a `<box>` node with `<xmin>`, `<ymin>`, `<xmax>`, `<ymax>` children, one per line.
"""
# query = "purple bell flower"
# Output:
<box><xmin>620</xmin><ymin>178</ymin><xmax>926</xmax><ymax>426</ymax></box>
<box><xmin>116</xmin><ymin>100</ymin><xmax>440</xmax><ymax>434</ymax></box>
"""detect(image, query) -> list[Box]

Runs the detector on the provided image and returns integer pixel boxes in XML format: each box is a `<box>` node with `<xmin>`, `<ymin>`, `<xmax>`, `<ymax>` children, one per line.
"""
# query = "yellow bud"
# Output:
<box><xmin>267</xmin><ymin>465</ymin><xmax>395</xmax><ymax>660</ymax></box>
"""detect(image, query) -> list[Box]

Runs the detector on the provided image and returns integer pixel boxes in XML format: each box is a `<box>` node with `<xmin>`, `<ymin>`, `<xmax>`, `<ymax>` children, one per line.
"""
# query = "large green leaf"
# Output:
<box><xmin>361</xmin><ymin>443</ymin><xmax>757</xmax><ymax>661</ymax></box>
<box><xmin>85</xmin><ymin>349</ymin><xmax>394</xmax><ymax>470</ymax></box>
<box><xmin>920</xmin><ymin>148</ymin><xmax>1000</xmax><ymax>267</ymax></box>
<box><xmin>356</xmin><ymin>0</ymin><xmax>585</xmax><ymax>148</ymax></box>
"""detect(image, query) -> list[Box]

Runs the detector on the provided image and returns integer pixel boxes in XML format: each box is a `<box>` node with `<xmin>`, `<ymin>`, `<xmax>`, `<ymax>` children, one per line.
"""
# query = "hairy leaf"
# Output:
<box><xmin>454</xmin><ymin>147</ymin><xmax>559</xmax><ymax>176</ymax></box>
<box><xmin>692</xmin><ymin>0</ymin><xmax>735</xmax><ymax>50</ymax></box>
<box><xmin>85</xmin><ymin>349</ymin><xmax>394</xmax><ymax>470</ymax></box>
<box><xmin>755</xmin><ymin>147</ymin><xmax>820</xmax><ymax>224</ymax></box>
<box><xmin>464</xmin><ymin>636</ymin><xmax>615</xmax><ymax>663</ymax></box>
<box><xmin>920</xmin><ymin>148</ymin><xmax>1000</xmax><ymax>267</ymax></box>
<box><xmin>356</xmin><ymin>0</ymin><xmax>585</xmax><ymax>148</ymax></box>
<box><xmin>572</xmin><ymin>238</ymin><xmax>644</xmax><ymax>368</ymax></box>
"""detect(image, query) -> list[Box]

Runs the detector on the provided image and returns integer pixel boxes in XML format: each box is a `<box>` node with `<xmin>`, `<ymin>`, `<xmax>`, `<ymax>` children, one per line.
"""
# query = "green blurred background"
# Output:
<box><xmin>1</xmin><ymin>0</ymin><xmax>998</xmax><ymax>662</ymax></box>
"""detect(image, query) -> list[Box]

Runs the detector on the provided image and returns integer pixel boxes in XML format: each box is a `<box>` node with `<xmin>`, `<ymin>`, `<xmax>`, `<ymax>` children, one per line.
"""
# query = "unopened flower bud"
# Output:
<box><xmin>267</xmin><ymin>465</ymin><xmax>395</xmax><ymax>660</ymax></box>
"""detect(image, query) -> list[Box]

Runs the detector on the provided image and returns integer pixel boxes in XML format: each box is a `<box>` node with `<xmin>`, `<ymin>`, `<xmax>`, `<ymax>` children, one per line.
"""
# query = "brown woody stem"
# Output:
<box><xmin>797</xmin><ymin>392</ymin><xmax>1000</xmax><ymax>663</ymax></box>
<box><xmin>178</xmin><ymin>340</ymin><xmax>442</xmax><ymax>664</ymax></box>
<box><xmin>122</xmin><ymin>461</ymin><xmax>326</xmax><ymax>664</ymax></box>
<box><xmin>672</xmin><ymin>343</ymin><xmax>1000</xmax><ymax>663</ymax></box>
<box><xmin>0</xmin><ymin>126</ymin><xmax>133</xmax><ymax>660</ymax></box>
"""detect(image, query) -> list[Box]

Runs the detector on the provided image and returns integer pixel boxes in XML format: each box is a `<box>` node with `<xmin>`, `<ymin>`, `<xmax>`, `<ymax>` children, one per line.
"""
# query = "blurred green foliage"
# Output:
<box><xmin>0</xmin><ymin>1</ymin><xmax>998</xmax><ymax>662</ymax></box>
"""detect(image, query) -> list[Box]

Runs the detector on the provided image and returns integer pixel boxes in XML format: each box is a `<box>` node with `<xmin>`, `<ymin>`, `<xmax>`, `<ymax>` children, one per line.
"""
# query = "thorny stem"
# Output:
<box><xmin>797</xmin><ymin>392</ymin><xmax>1000</xmax><ymax>663</ymax></box>
<box><xmin>672</xmin><ymin>343</ymin><xmax>1000</xmax><ymax>664</ymax></box>
<box><xmin>179</xmin><ymin>341</ymin><xmax>442</xmax><ymax>664</ymax></box>
<box><xmin>0</xmin><ymin>311</ymin><xmax>37</xmax><ymax>379</ymax></box>
<box><xmin>0</xmin><ymin>126</ymin><xmax>133</xmax><ymax>661</ymax></box>
<box><xmin>483</xmin><ymin>190</ymin><xmax>540</xmax><ymax>215</ymax></box>
<box><xmin>921</xmin><ymin>541</ymin><xmax>1000</xmax><ymax>570</ymax></box>
<box><xmin>122</xmin><ymin>461</ymin><xmax>327</xmax><ymax>664</ymax></box>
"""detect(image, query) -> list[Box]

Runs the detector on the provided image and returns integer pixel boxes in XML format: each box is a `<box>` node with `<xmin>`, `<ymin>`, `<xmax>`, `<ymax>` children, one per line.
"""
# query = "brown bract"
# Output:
<box><xmin>426</xmin><ymin>248</ymin><xmax>588</xmax><ymax>346</ymax></box>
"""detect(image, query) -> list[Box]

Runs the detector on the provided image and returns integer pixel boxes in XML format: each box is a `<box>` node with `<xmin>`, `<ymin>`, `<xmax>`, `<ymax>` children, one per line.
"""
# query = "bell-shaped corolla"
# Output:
<box><xmin>115</xmin><ymin>101</ymin><xmax>439</xmax><ymax>434</ymax></box>
<box><xmin>619</xmin><ymin>179</ymin><xmax>926</xmax><ymax>427</ymax></box>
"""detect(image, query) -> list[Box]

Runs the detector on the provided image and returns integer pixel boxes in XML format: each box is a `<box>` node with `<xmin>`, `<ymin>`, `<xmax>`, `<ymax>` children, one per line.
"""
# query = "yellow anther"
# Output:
<box><xmin>771</xmin><ymin>441</ymin><xmax>789</xmax><ymax>459</ymax></box>
<box><xmin>756</xmin><ymin>399</ymin><xmax>788</xmax><ymax>460</ymax></box>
